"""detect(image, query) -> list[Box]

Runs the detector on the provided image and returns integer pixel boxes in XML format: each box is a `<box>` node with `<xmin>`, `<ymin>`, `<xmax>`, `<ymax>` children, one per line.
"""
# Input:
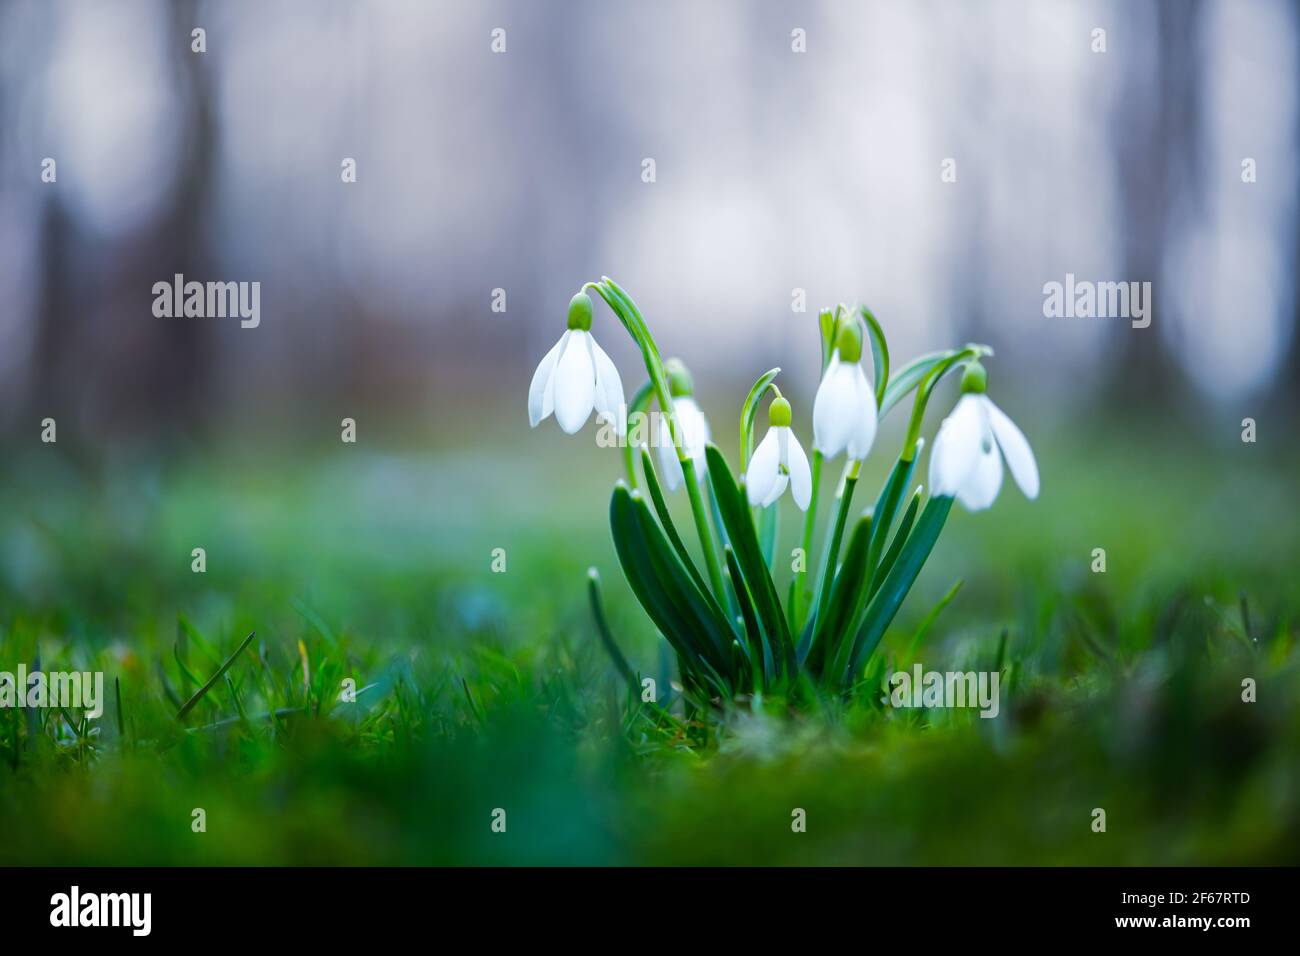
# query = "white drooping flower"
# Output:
<box><xmin>745</xmin><ymin>396</ymin><xmax>812</xmax><ymax>511</ymax></box>
<box><xmin>927</xmin><ymin>366</ymin><xmax>1039</xmax><ymax>512</ymax></box>
<box><xmin>657</xmin><ymin>396</ymin><xmax>710</xmax><ymax>491</ymax></box>
<box><xmin>528</xmin><ymin>292</ymin><xmax>625</xmax><ymax>435</ymax></box>
<box><xmin>813</xmin><ymin>318</ymin><xmax>878</xmax><ymax>460</ymax></box>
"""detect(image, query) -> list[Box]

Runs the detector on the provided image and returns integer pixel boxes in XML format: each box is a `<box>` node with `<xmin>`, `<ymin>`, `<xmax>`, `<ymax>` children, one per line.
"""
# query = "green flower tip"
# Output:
<box><xmin>960</xmin><ymin>359</ymin><xmax>988</xmax><ymax>394</ymax></box>
<box><xmin>664</xmin><ymin>358</ymin><xmax>694</xmax><ymax>398</ymax></box>
<box><xmin>769</xmin><ymin>396</ymin><xmax>792</xmax><ymax>428</ymax></box>
<box><xmin>835</xmin><ymin>318</ymin><xmax>864</xmax><ymax>364</ymax></box>
<box><xmin>567</xmin><ymin>292</ymin><xmax>593</xmax><ymax>331</ymax></box>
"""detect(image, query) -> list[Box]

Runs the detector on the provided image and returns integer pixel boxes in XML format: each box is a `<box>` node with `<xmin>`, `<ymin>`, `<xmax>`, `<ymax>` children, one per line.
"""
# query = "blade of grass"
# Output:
<box><xmin>175</xmin><ymin>631</ymin><xmax>256</xmax><ymax>722</ymax></box>
<box><xmin>587</xmin><ymin>567</ymin><xmax>636</xmax><ymax>686</ymax></box>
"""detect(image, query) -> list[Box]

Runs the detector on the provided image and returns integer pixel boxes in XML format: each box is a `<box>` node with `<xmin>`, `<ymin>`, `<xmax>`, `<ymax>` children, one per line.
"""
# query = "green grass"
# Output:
<box><xmin>0</xmin><ymin>418</ymin><xmax>1296</xmax><ymax>865</ymax></box>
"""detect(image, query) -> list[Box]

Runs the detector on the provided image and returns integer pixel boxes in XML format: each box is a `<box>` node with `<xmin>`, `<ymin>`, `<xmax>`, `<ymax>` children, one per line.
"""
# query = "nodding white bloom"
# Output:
<box><xmin>928</xmin><ymin>363</ymin><xmax>1039</xmax><ymax>512</ymax></box>
<box><xmin>528</xmin><ymin>292</ymin><xmax>626</xmax><ymax>435</ymax></box>
<box><xmin>656</xmin><ymin>359</ymin><xmax>710</xmax><ymax>491</ymax></box>
<box><xmin>746</xmin><ymin>396</ymin><xmax>812</xmax><ymax>510</ymax></box>
<box><xmin>813</xmin><ymin>318</ymin><xmax>878</xmax><ymax>460</ymax></box>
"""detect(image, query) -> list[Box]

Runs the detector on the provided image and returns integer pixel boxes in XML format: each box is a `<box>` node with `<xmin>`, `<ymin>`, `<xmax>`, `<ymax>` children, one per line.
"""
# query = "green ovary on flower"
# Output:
<box><xmin>567</xmin><ymin>291</ymin><xmax>593</xmax><ymax>331</ymax></box>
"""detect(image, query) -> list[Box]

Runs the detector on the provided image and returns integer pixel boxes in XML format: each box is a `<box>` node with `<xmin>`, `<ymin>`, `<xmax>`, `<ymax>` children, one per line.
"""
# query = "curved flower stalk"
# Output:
<box><xmin>527</xmin><ymin>278</ymin><xmax>1040</xmax><ymax>714</ymax></box>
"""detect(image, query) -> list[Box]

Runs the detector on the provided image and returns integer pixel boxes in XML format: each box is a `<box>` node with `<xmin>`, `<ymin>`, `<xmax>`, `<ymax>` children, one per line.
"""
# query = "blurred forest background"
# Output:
<box><xmin>0</xmin><ymin>0</ymin><xmax>1297</xmax><ymax>454</ymax></box>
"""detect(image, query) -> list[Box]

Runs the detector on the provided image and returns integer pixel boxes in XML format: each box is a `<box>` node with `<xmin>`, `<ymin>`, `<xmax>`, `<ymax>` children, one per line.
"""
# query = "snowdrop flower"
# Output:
<box><xmin>813</xmin><ymin>317</ymin><xmax>878</xmax><ymax>460</ymax></box>
<box><xmin>528</xmin><ymin>292</ymin><xmax>626</xmax><ymax>435</ymax></box>
<box><xmin>746</xmin><ymin>396</ymin><xmax>812</xmax><ymax>510</ymax></box>
<box><xmin>927</xmin><ymin>362</ymin><xmax>1039</xmax><ymax>512</ymax></box>
<box><xmin>656</xmin><ymin>359</ymin><xmax>710</xmax><ymax>491</ymax></box>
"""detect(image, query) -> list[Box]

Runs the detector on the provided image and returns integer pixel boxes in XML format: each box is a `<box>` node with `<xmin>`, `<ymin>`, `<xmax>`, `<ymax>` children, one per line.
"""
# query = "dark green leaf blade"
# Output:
<box><xmin>705</xmin><ymin>444</ymin><xmax>796</xmax><ymax>678</ymax></box>
<box><xmin>840</xmin><ymin>495</ymin><xmax>954</xmax><ymax>684</ymax></box>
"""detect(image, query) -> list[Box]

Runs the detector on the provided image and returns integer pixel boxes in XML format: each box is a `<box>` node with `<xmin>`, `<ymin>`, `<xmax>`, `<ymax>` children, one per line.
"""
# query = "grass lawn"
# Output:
<box><xmin>1</xmin><ymin>417</ymin><xmax>1296</xmax><ymax>865</ymax></box>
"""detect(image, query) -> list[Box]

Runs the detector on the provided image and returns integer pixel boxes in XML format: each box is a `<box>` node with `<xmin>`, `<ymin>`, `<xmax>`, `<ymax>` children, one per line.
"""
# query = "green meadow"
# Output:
<box><xmin>0</xmin><ymin>415</ymin><xmax>1296</xmax><ymax>865</ymax></box>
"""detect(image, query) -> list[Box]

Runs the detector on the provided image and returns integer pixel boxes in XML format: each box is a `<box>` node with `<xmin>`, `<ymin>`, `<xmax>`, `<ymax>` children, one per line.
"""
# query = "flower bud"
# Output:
<box><xmin>567</xmin><ymin>292</ymin><xmax>593</xmax><ymax>331</ymax></box>
<box><xmin>664</xmin><ymin>358</ymin><xmax>695</xmax><ymax>398</ymax></box>
<box><xmin>769</xmin><ymin>396</ymin><xmax>792</xmax><ymax>428</ymax></box>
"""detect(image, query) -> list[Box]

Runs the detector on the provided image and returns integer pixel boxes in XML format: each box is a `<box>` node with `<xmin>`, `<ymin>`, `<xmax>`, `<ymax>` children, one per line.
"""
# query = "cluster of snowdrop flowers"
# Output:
<box><xmin>528</xmin><ymin>278</ymin><xmax>1041</xmax><ymax>706</ymax></box>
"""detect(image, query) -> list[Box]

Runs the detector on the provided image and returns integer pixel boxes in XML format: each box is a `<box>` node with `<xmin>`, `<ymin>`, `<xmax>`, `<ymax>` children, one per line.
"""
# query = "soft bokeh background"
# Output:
<box><xmin>1</xmin><ymin>0</ymin><xmax>1298</xmax><ymax>445</ymax></box>
<box><xmin>0</xmin><ymin>0</ymin><xmax>1297</xmax><ymax>865</ymax></box>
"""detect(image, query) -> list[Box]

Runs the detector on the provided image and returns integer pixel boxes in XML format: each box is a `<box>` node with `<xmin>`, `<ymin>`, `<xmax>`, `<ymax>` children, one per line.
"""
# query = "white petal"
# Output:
<box><xmin>845</xmin><ymin>365</ymin><xmax>879</xmax><ymax>460</ymax></box>
<box><xmin>745</xmin><ymin>427</ymin><xmax>781</xmax><ymax>506</ymax></box>
<box><xmin>956</xmin><ymin>442</ymin><xmax>1003</xmax><ymax>512</ymax></box>
<box><xmin>812</xmin><ymin>354</ymin><xmax>857</xmax><ymax>458</ymax></box>
<box><xmin>675</xmin><ymin>397</ymin><xmax>710</xmax><ymax>476</ymax></box>
<box><xmin>985</xmin><ymin>397</ymin><xmax>1040</xmax><ymax>500</ymax></box>
<box><xmin>589</xmin><ymin>335</ymin><xmax>627</xmax><ymax>434</ymax></box>
<box><xmin>527</xmin><ymin>331</ymin><xmax>567</xmax><ymax>427</ymax></box>
<box><xmin>785</xmin><ymin>427</ymin><xmax>813</xmax><ymax>511</ymax></box>
<box><xmin>928</xmin><ymin>394</ymin><xmax>985</xmax><ymax>497</ymax></box>
<box><xmin>553</xmin><ymin>330</ymin><xmax>596</xmax><ymax>434</ymax></box>
<box><xmin>656</xmin><ymin>411</ymin><xmax>685</xmax><ymax>491</ymax></box>
<box><xmin>762</xmin><ymin>473</ymin><xmax>788</xmax><ymax>508</ymax></box>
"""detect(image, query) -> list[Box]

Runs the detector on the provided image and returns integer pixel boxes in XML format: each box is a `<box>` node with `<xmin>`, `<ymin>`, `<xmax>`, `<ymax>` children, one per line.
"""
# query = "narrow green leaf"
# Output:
<box><xmin>587</xmin><ymin>568</ymin><xmax>636</xmax><ymax>686</ymax></box>
<box><xmin>807</xmin><ymin>514</ymin><xmax>873</xmax><ymax>676</ymax></box>
<box><xmin>739</xmin><ymin>367</ymin><xmax>781</xmax><ymax>469</ymax></box>
<box><xmin>172</xmin><ymin>643</ymin><xmax>201</xmax><ymax>694</ymax></box>
<box><xmin>879</xmin><ymin>349</ymin><xmax>955</xmax><ymax>417</ymax></box>
<box><xmin>758</xmin><ymin>503</ymin><xmax>779</xmax><ymax>569</ymax></box>
<box><xmin>609</xmin><ymin>486</ymin><xmax>703</xmax><ymax>669</ymax></box>
<box><xmin>906</xmin><ymin>578</ymin><xmax>964</xmax><ymax>654</ymax></box>
<box><xmin>866</xmin><ymin>454</ymin><xmax>919</xmax><ymax>587</ymax></box>
<box><xmin>724</xmin><ymin>546</ymin><xmax>768</xmax><ymax>685</ymax></box>
<box><xmin>612</xmin><ymin>484</ymin><xmax>734</xmax><ymax>681</ymax></box>
<box><xmin>869</xmin><ymin>486</ymin><xmax>922</xmax><ymax>600</ymax></box>
<box><xmin>818</xmin><ymin>308</ymin><xmax>838</xmax><ymax>371</ymax></box>
<box><xmin>842</xmin><ymin>495</ymin><xmax>954</xmax><ymax>683</ymax></box>
<box><xmin>114</xmin><ymin>676</ymin><xmax>125</xmax><ymax>742</ymax></box>
<box><xmin>705</xmin><ymin>444</ymin><xmax>796</xmax><ymax>677</ymax></box>
<box><xmin>622</xmin><ymin>381</ymin><xmax>655</xmax><ymax>487</ymax></box>
<box><xmin>639</xmin><ymin>448</ymin><xmax>716</xmax><ymax>610</ymax></box>
<box><xmin>859</xmin><ymin>306</ymin><xmax>890</xmax><ymax>408</ymax></box>
<box><xmin>176</xmin><ymin>631</ymin><xmax>256</xmax><ymax>722</ymax></box>
<box><xmin>810</xmin><ymin>468</ymin><xmax>860</xmax><ymax>635</ymax></box>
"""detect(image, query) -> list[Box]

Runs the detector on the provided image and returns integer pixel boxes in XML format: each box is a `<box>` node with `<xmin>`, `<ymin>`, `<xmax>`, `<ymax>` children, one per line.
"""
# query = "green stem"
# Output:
<box><xmin>792</xmin><ymin>449</ymin><xmax>824</xmax><ymax>629</ymax></box>
<box><xmin>622</xmin><ymin>381</ymin><xmax>655</xmax><ymax>488</ymax></box>
<box><xmin>681</xmin><ymin>456</ymin><xmax>729</xmax><ymax>606</ymax></box>
<box><xmin>812</xmin><ymin>460</ymin><xmax>860</xmax><ymax>629</ymax></box>
<box><xmin>586</xmin><ymin>279</ymin><xmax>727</xmax><ymax>605</ymax></box>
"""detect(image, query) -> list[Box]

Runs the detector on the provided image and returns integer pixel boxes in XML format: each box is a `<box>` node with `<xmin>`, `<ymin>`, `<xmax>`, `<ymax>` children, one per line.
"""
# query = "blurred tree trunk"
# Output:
<box><xmin>1106</xmin><ymin>0</ymin><xmax>1205</xmax><ymax>413</ymax></box>
<box><xmin>28</xmin><ymin>0</ymin><xmax>218</xmax><ymax>446</ymax></box>
<box><xmin>143</xmin><ymin>0</ymin><xmax>219</xmax><ymax>436</ymax></box>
